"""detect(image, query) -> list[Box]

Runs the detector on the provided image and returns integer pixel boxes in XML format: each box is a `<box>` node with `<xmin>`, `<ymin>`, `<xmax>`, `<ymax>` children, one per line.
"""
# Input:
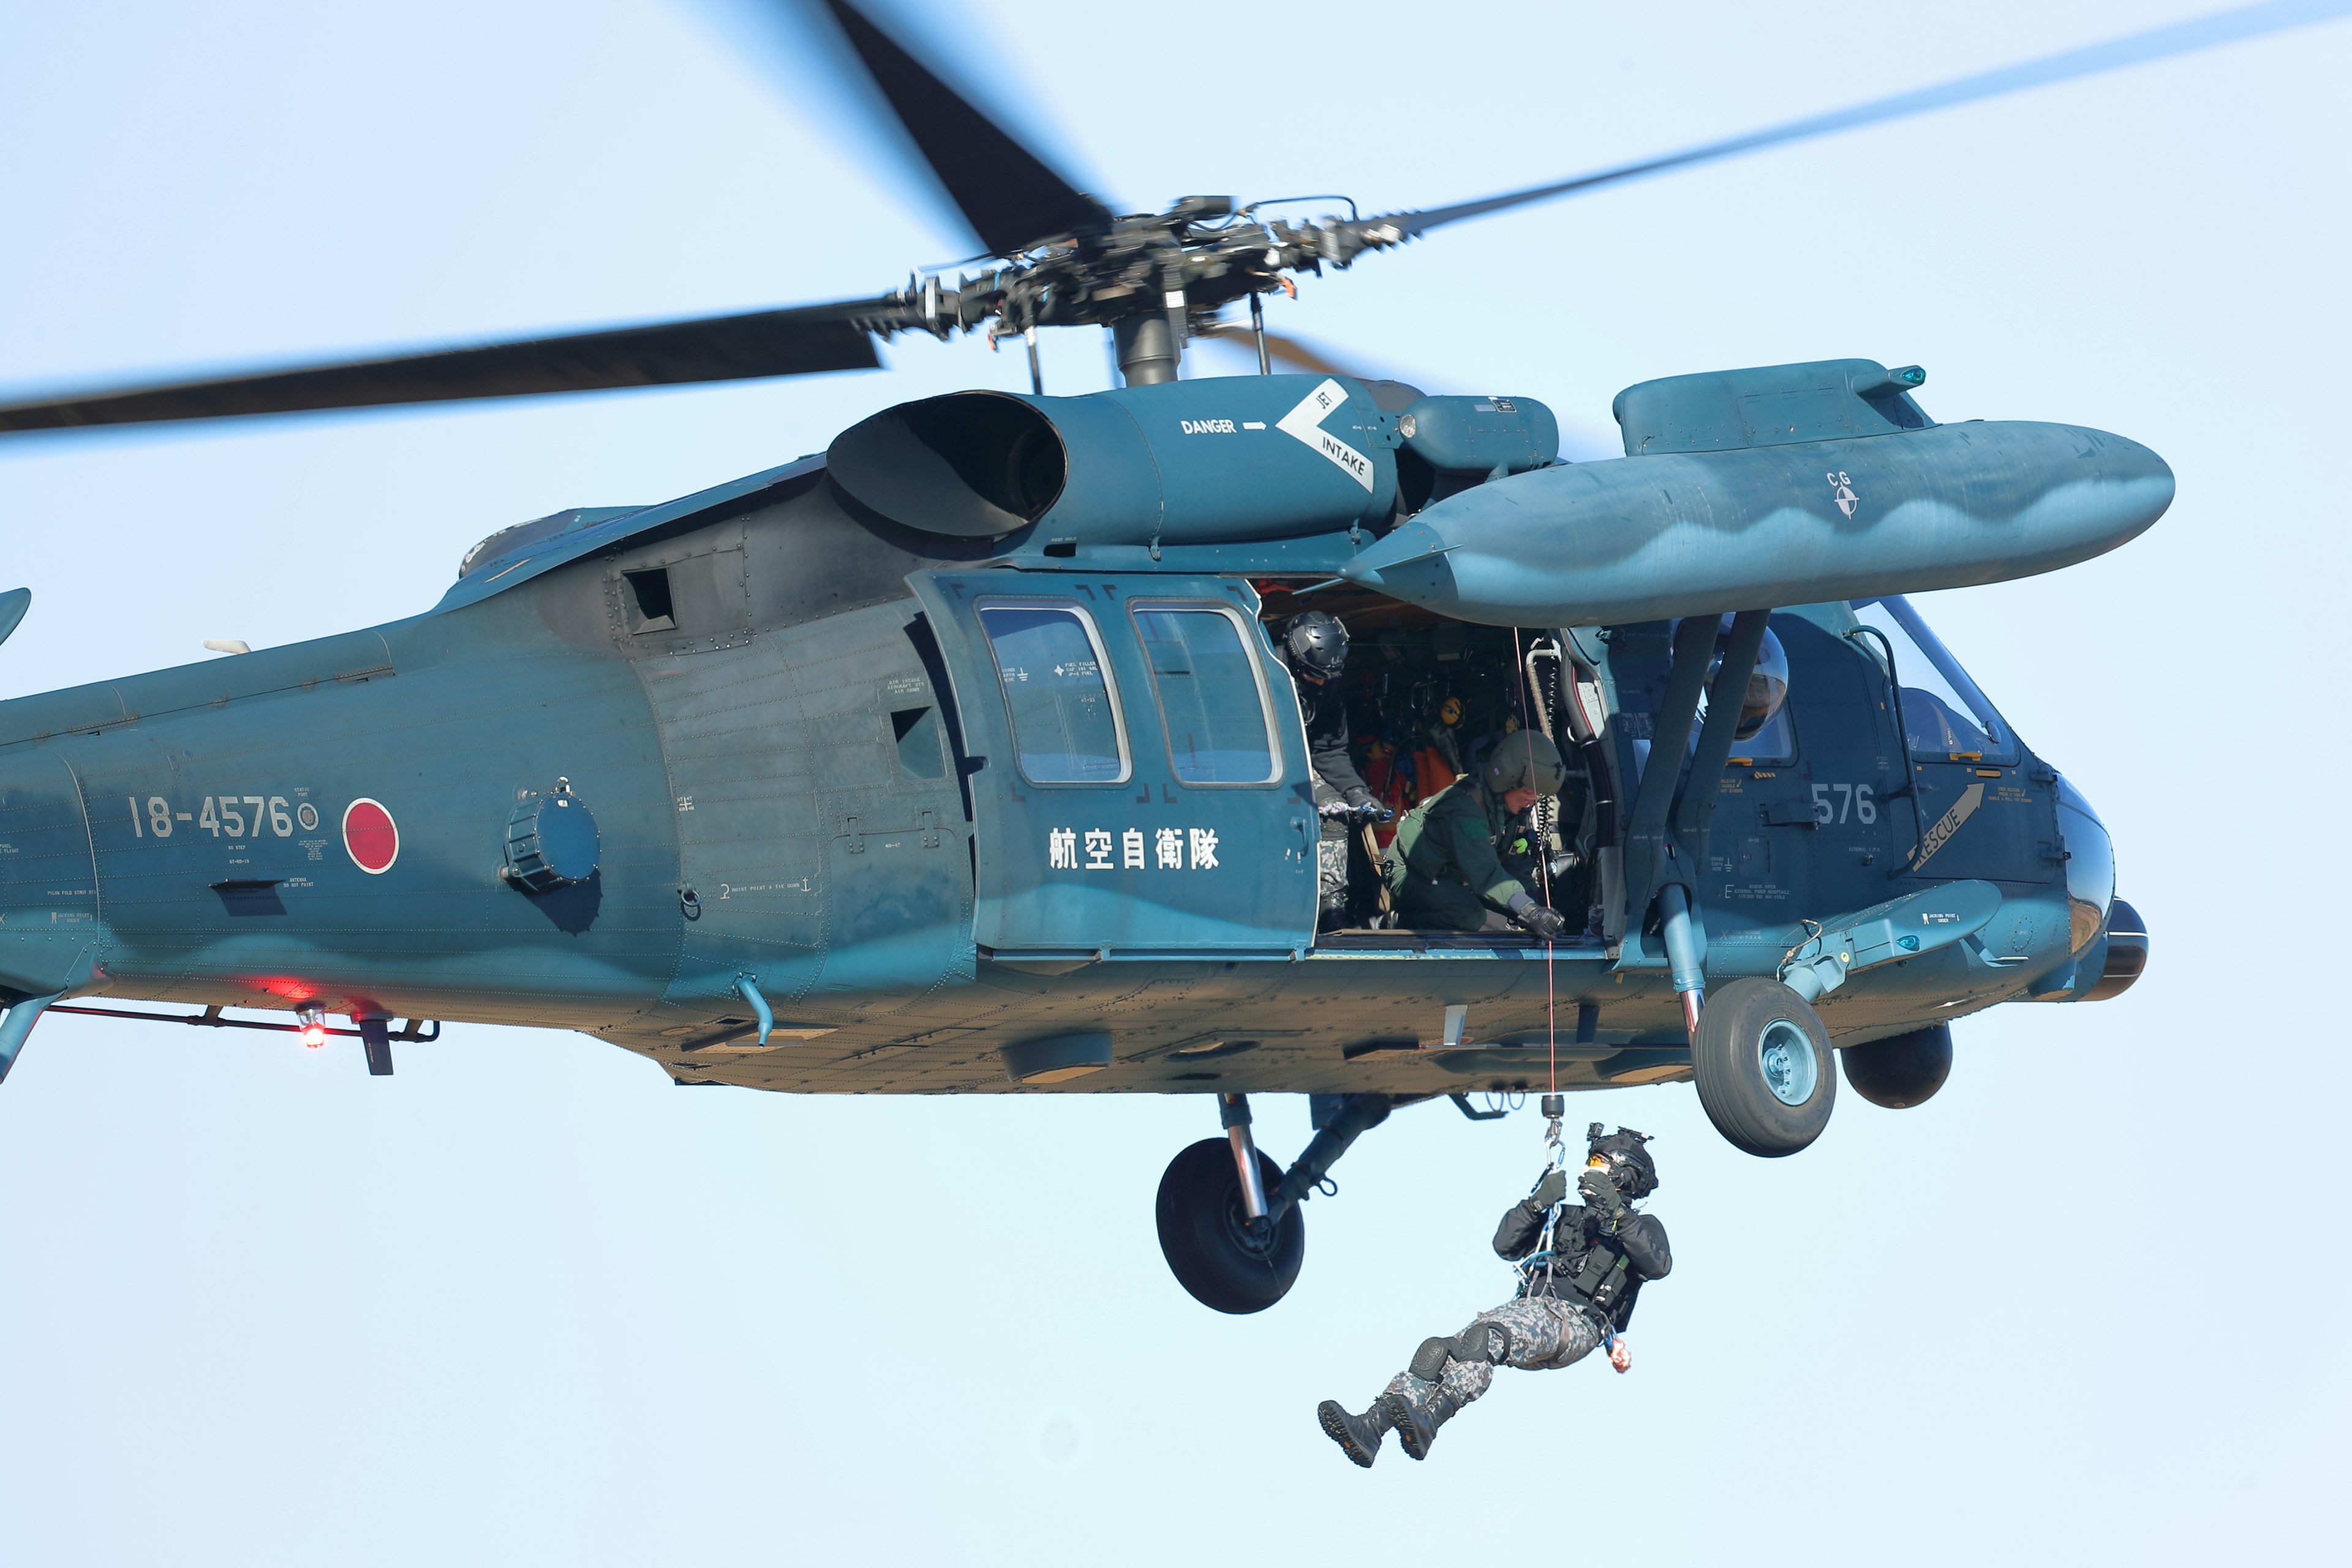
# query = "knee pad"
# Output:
<box><xmin>1458</xmin><ymin>1321</ymin><xmax>1512</xmax><ymax>1366</ymax></box>
<box><xmin>1411</xmin><ymin>1322</ymin><xmax>1511</xmax><ymax>1381</ymax></box>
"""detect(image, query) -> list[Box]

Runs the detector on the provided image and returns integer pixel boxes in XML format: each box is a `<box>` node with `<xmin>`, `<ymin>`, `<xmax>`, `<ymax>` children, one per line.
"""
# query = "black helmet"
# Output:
<box><xmin>1586</xmin><ymin>1123</ymin><xmax>1658</xmax><ymax>1199</ymax></box>
<box><xmin>1284</xmin><ymin>612</ymin><xmax>1349</xmax><ymax>679</ymax></box>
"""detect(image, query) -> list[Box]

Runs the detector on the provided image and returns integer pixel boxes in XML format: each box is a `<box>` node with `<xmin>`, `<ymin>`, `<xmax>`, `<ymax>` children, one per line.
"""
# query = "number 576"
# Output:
<box><xmin>1811</xmin><ymin>783</ymin><xmax>1877</xmax><ymax>825</ymax></box>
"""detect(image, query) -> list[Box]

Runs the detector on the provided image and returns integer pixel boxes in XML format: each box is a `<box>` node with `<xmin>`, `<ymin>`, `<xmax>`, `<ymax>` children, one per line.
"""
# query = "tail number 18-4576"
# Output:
<box><xmin>126</xmin><ymin>794</ymin><xmax>315</xmax><ymax>839</ymax></box>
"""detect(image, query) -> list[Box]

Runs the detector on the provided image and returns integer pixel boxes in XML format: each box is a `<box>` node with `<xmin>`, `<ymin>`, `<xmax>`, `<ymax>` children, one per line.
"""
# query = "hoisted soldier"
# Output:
<box><xmin>1317</xmin><ymin>1119</ymin><xmax>1672</xmax><ymax>1467</ymax></box>
<box><xmin>1382</xmin><ymin>729</ymin><xmax>1571</xmax><ymax>937</ymax></box>
<box><xmin>1272</xmin><ymin>611</ymin><xmax>1392</xmax><ymax>929</ymax></box>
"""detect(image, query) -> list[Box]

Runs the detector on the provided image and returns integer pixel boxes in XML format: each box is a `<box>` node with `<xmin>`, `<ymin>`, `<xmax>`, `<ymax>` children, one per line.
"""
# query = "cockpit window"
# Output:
<box><xmin>1851</xmin><ymin>597</ymin><xmax>2015</xmax><ymax>763</ymax></box>
<box><xmin>1664</xmin><ymin>616</ymin><xmax>1796</xmax><ymax>764</ymax></box>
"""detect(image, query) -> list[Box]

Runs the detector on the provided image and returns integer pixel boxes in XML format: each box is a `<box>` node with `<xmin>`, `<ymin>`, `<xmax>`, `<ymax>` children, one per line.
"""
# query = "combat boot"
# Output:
<box><xmin>1317</xmin><ymin>1398</ymin><xmax>1390</xmax><ymax>1468</ymax></box>
<box><xmin>1381</xmin><ymin>1389</ymin><xmax>1462</xmax><ymax>1461</ymax></box>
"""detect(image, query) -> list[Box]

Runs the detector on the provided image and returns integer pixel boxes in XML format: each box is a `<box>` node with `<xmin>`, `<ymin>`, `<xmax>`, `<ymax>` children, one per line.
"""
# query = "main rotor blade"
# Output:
<box><xmin>1396</xmin><ymin>0</ymin><xmax>2352</xmax><ymax>238</ymax></box>
<box><xmin>815</xmin><ymin>1</ymin><xmax>1109</xmax><ymax>257</ymax></box>
<box><xmin>0</xmin><ymin>300</ymin><xmax>897</xmax><ymax>434</ymax></box>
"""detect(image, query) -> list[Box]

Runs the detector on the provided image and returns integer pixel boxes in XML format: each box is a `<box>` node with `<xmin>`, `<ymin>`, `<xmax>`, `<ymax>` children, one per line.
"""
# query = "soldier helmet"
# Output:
<box><xmin>1284</xmin><ymin>611</ymin><xmax>1349</xmax><ymax>679</ymax></box>
<box><xmin>1586</xmin><ymin>1123</ymin><xmax>1659</xmax><ymax>1199</ymax></box>
<box><xmin>1480</xmin><ymin>729</ymin><xmax>1568</xmax><ymax>796</ymax></box>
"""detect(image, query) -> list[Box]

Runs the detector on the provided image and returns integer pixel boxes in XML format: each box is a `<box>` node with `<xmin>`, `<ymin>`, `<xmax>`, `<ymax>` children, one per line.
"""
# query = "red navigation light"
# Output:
<box><xmin>300</xmin><ymin>1021</ymin><xmax>327</xmax><ymax>1049</ymax></box>
<box><xmin>295</xmin><ymin>1002</ymin><xmax>328</xmax><ymax>1049</ymax></box>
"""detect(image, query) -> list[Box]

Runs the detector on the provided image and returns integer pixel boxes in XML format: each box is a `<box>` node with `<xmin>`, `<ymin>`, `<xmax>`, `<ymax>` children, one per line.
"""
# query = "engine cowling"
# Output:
<box><xmin>824</xmin><ymin>375</ymin><xmax>1561</xmax><ymax>550</ymax></box>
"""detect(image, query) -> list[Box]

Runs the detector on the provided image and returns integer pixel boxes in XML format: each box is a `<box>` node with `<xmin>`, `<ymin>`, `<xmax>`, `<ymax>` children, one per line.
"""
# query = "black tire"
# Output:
<box><xmin>1841</xmin><ymin>1024</ymin><xmax>1954</xmax><ymax>1109</ymax></box>
<box><xmin>1155</xmin><ymin>1138</ymin><xmax>1305</xmax><ymax>1314</ymax></box>
<box><xmin>1692</xmin><ymin>976</ymin><xmax>1836</xmax><ymax>1157</ymax></box>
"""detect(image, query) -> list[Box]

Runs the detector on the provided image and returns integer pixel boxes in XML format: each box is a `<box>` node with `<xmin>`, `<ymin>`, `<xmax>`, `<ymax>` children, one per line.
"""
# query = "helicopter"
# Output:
<box><xmin>6</xmin><ymin>0</ymin><xmax>2271</xmax><ymax>1317</ymax></box>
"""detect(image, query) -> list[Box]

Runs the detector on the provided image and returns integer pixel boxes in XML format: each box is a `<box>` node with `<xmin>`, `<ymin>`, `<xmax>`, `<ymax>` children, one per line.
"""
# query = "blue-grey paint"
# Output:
<box><xmin>0</xmin><ymin>357</ymin><xmax>2152</xmax><ymax>1104</ymax></box>
<box><xmin>1340</xmin><ymin>361</ymin><xmax>2172</xmax><ymax>627</ymax></box>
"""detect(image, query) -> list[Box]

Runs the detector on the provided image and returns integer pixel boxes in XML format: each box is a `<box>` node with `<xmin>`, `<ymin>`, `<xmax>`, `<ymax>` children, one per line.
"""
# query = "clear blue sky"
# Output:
<box><xmin>1</xmin><ymin>2</ymin><xmax>2344</xmax><ymax>1562</ymax></box>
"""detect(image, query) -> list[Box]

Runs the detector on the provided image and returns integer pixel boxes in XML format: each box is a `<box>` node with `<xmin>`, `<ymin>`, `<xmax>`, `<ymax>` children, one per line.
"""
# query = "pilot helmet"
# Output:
<box><xmin>1682</xmin><ymin>617</ymin><xmax>1791</xmax><ymax>741</ymax></box>
<box><xmin>1585</xmin><ymin>1123</ymin><xmax>1659</xmax><ymax>1199</ymax></box>
<box><xmin>1284</xmin><ymin>611</ymin><xmax>1349</xmax><ymax>679</ymax></box>
<box><xmin>1735</xmin><ymin>628</ymin><xmax>1790</xmax><ymax>740</ymax></box>
<box><xmin>1480</xmin><ymin>729</ymin><xmax>1568</xmax><ymax>797</ymax></box>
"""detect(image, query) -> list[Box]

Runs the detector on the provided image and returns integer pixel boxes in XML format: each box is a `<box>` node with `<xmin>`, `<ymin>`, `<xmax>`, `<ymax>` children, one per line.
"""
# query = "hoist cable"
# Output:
<box><xmin>1511</xmin><ymin>627</ymin><xmax>1557</xmax><ymax>1096</ymax></box>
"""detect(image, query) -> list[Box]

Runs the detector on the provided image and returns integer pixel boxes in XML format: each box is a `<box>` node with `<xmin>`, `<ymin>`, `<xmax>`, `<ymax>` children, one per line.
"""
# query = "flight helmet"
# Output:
<box><xmin>1284</xmin><ymin>612</ymin><xmax>1349</xmax><ymax>679</ymax></box>
<box><xmin>1729</xmin><ymin>627</ymin><xmax>1790</xmax><ymax>741</ymax></box>
<box><xmin>1681</xmin><ymin>616</ymin><xmax>1792</xmax><ymax>742</ymax></box>
<box><xmin>1480</xmin><ymin>729</ymin><xmax>1568</xmax><ymax>797</ymax></box>
<box><xmin>1585</xmin><ymin>1123</ymin><xmax>1659</xmax><ymax>1199</ymax></box>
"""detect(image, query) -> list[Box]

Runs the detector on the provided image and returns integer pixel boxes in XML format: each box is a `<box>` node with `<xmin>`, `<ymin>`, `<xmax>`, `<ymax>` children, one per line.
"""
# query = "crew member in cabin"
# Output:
<box><xmin>1272</xmin><ymin>612</ymin><xmax>1390</xmax><ymax>929</ymax></box>
<box><xmin>1382</xmin><ymin>729</ymin><xmax>1570</xmax><ymax>937</ymax></box>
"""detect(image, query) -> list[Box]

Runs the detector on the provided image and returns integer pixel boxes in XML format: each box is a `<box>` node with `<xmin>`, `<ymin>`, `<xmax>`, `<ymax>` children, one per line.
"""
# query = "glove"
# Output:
<box><xmin>1507</xmin><ymin>892</ymin><xmax>1569</xmax><ymax>940</ymax></box>
<box><xmin>1578</xmin><ymin>1166</ymin><xmax>1626</xmax><ymax>1221</ymax></box>
<box><xmin>1530</xmin><ymin>1169</ymin><xmax>1569</xmax><ymax>1209</ymax></box>
<box><xmin>1343</xmin><ymin>789</ymin><xmax>1395</xmax><ymax>826</ymax></box>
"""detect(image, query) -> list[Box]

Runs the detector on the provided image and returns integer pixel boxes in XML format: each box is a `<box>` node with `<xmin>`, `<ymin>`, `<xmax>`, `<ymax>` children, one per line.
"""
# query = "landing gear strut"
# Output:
<box><xmin>1155</xmin><ymin>1091</ymin><xmax>1391</xmax><ymax>1314</ymax></box>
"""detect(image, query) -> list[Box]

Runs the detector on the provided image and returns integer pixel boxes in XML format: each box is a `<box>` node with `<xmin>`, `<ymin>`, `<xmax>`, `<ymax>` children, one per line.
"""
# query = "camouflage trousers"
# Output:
<box><xmin>1381</xmin><ymin>1296</ymin><xmax>1601</xmax><ymax>1417</ymax></box>
<box><xmin>1312</xmin><ymin>774</ymin><xmax>1349</xmax><ymax>908</ymax></box>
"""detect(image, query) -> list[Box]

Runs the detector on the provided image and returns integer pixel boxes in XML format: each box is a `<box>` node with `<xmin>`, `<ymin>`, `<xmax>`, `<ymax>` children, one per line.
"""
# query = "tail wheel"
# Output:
<box><xmin>1692</xmin><ymin>976</ymin><xmax>1837</xmax><ymax>1157</ymax></box>
<box><xmin>1155</xmin><ymin>1138</ymin><xmax>1304</xmax><ymax>1314</ymax></box>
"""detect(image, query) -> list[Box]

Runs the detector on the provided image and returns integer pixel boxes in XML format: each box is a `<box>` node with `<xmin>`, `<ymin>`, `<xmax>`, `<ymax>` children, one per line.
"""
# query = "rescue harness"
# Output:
<box><xmin>1513</xmin><ymin>1098</ymin><xmax>1632</xmax><ymax>1351</ymax></box>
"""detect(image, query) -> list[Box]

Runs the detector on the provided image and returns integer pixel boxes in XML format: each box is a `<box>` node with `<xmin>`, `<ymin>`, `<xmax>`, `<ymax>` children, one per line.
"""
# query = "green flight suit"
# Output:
<box><xmin>1383</xmin><ymin>777</ymin><xmax>1532</xmax><ymax>932</ymax></box>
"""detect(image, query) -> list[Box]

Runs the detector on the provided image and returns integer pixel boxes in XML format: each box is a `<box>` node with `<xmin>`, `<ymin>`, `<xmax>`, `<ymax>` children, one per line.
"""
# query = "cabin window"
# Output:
<box><xmin>1851</xmin><ymin>596</ymin><xmax>2015</xmax><ymax>762</ymax></box>
<box><xmin>976</xmin><ymin>603</ymin><xmax>1130</xmax><ymax>784</ymax></box>
<box><xmin>1133</xmin><ymin>605</ymin><xmax>1281</xmax><ymax>785</ymax></box>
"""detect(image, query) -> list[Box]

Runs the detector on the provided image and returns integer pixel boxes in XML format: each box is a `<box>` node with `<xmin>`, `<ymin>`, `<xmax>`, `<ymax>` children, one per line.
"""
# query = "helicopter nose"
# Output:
<box><xmin>2054</xmin><ymin>775</ymin><xmax>2115</xmax><ymax>955</ymax></box>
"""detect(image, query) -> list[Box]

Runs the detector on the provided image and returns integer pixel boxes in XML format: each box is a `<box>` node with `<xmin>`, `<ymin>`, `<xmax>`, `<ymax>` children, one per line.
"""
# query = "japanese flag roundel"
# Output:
<box><xmin>342</xmin><ymin>798</ymin><xmax>399</xmax><ymax>874</ymax></box>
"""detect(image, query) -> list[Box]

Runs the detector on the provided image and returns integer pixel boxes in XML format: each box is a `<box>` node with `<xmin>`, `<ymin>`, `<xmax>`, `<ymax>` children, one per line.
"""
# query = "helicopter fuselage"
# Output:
<box><xmin>0</xmin><ymin>363</ymin><xmax>2149</xmax><ymax>1101</ymax></box>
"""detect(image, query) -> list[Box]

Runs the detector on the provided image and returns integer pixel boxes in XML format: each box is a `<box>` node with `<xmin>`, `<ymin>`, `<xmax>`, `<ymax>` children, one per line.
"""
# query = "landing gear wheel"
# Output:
<box><xmin>1155</xmin><ymin>1138</ymin><xmax>1305</xmax><ymax>1314</ymax></box>
<box><xmin>1692</xmin><ymin>976</ymin><xmax>1836</xmax><ymax>1157</ymax></box>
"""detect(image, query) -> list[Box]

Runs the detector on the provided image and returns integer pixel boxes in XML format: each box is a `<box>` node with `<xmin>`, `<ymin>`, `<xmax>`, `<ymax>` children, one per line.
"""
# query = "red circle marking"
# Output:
<box><xmin>342</xmin><ymin>798</ymin><xmax>399</xmax><ymax>874</ymax></box>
